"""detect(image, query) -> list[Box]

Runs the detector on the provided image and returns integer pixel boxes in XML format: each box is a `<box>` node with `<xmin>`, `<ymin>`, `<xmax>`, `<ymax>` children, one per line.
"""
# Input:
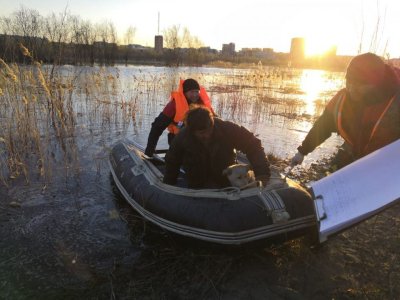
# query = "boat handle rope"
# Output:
<box><xmin>259</xmin><ymin>189</ymin><xmax>290</xmax><ymax>223</ymax></box>
<box><xmin>131</xmin><ymin>164</ymin><xmax>145</xmax><ymax>176</ymax></box>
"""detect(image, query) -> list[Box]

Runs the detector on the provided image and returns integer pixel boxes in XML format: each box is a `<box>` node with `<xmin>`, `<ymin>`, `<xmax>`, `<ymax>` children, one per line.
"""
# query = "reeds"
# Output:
<box><xmin>0</xmin><ymin>48</ymin><xmax>177</xmax><ymax>186</ymax></box>
<box><xmin>0</xmin><ymin>51</ymin><xmax>342</xmax><ymax>186</ymax></box>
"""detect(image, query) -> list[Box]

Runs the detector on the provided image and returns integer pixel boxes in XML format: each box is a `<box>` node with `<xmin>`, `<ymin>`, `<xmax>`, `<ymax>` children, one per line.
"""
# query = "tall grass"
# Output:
<box><xmin>0</xmin><ymin>52</ymin><xmax>340</xmax><ymax>186</ymax></box>
<box><xmin>0</xmin><ymin>47</ymin><xmax>168</xmax><ymax>186</ymax></box>
<box><xmin>206</xmin><ymin>64</ymin><xmax>311</xmax><ymax>125</ymax></box>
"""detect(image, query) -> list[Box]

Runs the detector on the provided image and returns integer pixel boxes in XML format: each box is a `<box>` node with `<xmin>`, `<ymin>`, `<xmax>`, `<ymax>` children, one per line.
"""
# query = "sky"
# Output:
<box><xmin>1</xmin><ymin>0</ymin><xmax>400</xmax><ymax>58</ymax></box>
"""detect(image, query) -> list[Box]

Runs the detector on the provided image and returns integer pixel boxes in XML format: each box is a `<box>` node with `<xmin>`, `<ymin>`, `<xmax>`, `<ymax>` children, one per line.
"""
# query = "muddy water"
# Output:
<box><xmin>0</xmin><ymin>65</ymin><xmax>345</xmax><ymax>298</ymax></box>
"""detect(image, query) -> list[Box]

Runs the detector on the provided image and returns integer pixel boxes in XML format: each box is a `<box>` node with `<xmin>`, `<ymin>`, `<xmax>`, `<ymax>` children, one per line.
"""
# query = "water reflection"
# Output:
<box><xmin>299</xmin><ymin>69</ymin><xmax>345</xmax><ymax>116</ymax></box>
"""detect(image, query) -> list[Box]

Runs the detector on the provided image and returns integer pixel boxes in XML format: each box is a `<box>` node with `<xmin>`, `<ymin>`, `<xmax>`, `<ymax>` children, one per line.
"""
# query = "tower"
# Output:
<box><xmin>154</xmin><ymin>12</ymin><xmax>163</xmax><ymax>52</ymax></box>
<box><xmin>155</xmin><ymin>35</ymin><xmax>163</xmax><ymax>52</ymax></box>
<box><xmin>290</xmin><ymin>37</ymin><xmax>305</xmax><ymax>63</ymax></box>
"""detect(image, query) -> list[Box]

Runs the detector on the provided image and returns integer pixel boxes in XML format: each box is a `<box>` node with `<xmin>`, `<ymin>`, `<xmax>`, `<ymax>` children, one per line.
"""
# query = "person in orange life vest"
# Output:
<box><xmin>291</xmin><ymin>52</ymin><xmax>400</xmax><ymax>169</ymax></box>
<box><xmin>144</xmin><ymin>78</ymin><xmax>214</xmax><ymax>157</ymax></box>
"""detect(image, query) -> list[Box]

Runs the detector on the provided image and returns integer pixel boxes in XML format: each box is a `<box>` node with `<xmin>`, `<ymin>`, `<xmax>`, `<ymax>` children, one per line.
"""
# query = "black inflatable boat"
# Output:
<box><xmin>109</xmin><ymin>139</ymin><xmax>317</xmax><ymax>245</ymax></box>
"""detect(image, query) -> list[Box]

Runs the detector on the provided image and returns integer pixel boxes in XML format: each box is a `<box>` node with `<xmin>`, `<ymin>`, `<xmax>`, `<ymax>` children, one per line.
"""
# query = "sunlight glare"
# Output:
<box><xmin>305</xmin><ymin>39</ymin><xmax>337</xmax><ymax>57</ymax></box>
<box><xmin>299</xmin><ymin>70</ymin><xmax>337</xmax><ymax>116</ymax></box>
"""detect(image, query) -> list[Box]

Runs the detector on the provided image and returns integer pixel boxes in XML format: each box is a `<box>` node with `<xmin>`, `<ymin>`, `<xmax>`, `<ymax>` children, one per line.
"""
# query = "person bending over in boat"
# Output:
<box><xmin>291</xmin><ymin>52</ymin><xmax>400</xmax><ymax>170</ymax></box>
<box><xmin>144</xmin><ymin>78</ymin><xmax>215</xmax><ymax>157</ymax></box>
<box><xmin>163</xmin><ymin>106</ymin><xmax>271</xmax><ymax>188</ymax></box>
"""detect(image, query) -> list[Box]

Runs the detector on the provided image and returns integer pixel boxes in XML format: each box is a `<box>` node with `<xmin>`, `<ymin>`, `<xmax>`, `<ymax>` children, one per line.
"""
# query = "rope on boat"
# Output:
<box><xmin>259</xmin><ymin>189</ymin><xmax>290</xmax><ymax>223</ymax></box>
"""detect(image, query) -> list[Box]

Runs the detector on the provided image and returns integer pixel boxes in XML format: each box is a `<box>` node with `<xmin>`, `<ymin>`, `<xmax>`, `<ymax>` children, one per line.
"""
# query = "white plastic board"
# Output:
<box><xmin>310</xmin><ymin>139</ymin><xmax>400</xmax><ymax>242</ymax></box>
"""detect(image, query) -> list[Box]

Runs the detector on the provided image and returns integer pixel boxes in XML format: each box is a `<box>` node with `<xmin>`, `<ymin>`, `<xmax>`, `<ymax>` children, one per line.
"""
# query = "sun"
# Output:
<box><xmin>305</xmin><ymin>39</ymin><xmax>337</xmax><ymax>57</ymax></box>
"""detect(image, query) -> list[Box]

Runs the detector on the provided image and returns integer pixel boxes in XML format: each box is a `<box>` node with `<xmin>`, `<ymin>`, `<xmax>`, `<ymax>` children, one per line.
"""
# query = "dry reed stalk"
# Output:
<box><xmin>1</xmin><ymin>53</ymin><xmax>166</xmax><ymax>187</ymax></box>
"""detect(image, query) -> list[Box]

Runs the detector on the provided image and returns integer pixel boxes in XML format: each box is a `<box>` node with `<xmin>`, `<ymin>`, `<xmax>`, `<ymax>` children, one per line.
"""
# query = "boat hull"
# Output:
<box><xmin>109</xmin><ymin>140</ymin><xmax>318</xmax><ymax>245</ymax></box>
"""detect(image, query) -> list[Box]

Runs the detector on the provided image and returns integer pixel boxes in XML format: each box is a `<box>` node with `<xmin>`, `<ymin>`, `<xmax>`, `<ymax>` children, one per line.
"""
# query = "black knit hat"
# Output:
<box><xmin>183</xmin><ymin>78</ymin><xmax>200</xmax><ymax>93</ymax></box>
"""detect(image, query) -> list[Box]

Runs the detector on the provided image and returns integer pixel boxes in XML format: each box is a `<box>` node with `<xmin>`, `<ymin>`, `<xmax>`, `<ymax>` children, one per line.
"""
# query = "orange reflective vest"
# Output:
<box><xmin>333</xmin><ymin>90</ymin><xmax>400</xmax><ymax>157</ymax></box>
<box><xmin>167</xmin><ymin>79</ymin><xmax>213</xmax><ymax>135</ymax></box>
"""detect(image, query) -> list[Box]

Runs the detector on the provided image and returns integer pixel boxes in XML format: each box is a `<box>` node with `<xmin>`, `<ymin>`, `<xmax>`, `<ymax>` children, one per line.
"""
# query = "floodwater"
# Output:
<box><xmin>0</xmin><ymin>65</ymin><xmax>347</xmax><ymax>298</ymax></box>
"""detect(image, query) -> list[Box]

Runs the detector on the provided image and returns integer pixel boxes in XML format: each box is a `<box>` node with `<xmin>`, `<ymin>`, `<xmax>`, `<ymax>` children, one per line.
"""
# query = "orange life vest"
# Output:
<box><xmin>333</xmin><ymin>90</ymin><xmax>400</xmax><ymax>157</ymax></box>
<box><xmin>167</xmin><ymin>79</ymin><xmax>213</xmax><ymax>135</ymax></box>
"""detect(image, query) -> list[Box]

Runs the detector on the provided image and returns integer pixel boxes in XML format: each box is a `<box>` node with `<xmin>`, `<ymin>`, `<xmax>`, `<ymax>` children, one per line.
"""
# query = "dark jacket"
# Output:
<box><xmin>298</xmin><ymin>65</ymin><xmax>400</xmax><ymax>162</ymax></box>
<box><xmin>145</xmin><ymin>112</ymin><xmax>174</xmax><ymax>156</ymax></box>
<box><xmin>163</xmin><ymin>118</ymin><xmax>270</xmax><ymax>188</ymax></box>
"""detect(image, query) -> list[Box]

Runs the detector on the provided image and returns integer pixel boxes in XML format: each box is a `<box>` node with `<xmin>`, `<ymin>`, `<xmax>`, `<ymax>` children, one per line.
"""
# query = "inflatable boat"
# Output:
<box><xmin>109</xmin><ymin>139</ymin><xmax>318</xmax><ymax>245</ymax></box>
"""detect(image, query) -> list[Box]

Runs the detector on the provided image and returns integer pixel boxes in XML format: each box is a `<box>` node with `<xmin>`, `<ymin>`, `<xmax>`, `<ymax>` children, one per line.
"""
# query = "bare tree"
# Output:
<box><xmin>123</xmin><ymin>26</ymin><xmax>136</xmax><ymax>65</ymax></box>
<box><xmin>124</xmin><ymin>26</ymin><xmax>136</xmax><ymax>45</ymax></box>
<box><xmin>163</xmin><ymin>25</ymin><xmax>203</xmax><ymax>49</ymax></box>
<box><xmin>0</xmin><ymin>16</ymin><xmax>12</xmax><ymax>35</ymax></box>
<box><xmin>2</xmin><ymin>6</ymin><xmax>45</xmax><ymax>61</ymax></box>
<box><xmin>80</xmin><ymin>20</ymin><xmax>97</xmax><ymax>65</ymax></box>
<box><xmin>163</xmin><ymin>25</ymin><xmax>182</xmax><ymax>49</ymax></box>
<box><xmin>43</xmin><ymin>10</ymin><xmax>71</xmax><ymax>44</ymax></box>
<box><xmin>70</xmin><ymin>15</ymin><xmax>83</xmax><ymax>44</ymax></box>
<box><xmin>43</xmin><ymin>7</ymin><xmax>72</xmax><ymax>74</ymax></box>
<box><xmin>163</xmin><ymin>25</ymin><xmax>204</xmax><ymax>65</ymax></box>
<box><xmin>95</xmin><ymin>20</ymin><xmax>118</xmax><ymax>65</ymax></box>
<box><xmin>0</xmin><ymin>17</ymin><xmax>15</xmax><ymax>59</ymax></box>
<box><xmin>12</xmin><ymin>6</ymin><xmax>43</xmax><ymax>38</ymax></box>
<box><xmin>80</xmin><ymin>20</ymin><xmax>96</xmax><ymax>45</ymax></box>
<box><xmin>69</xmin><ymin>15</ymin><xmax>91</xmax><ymax>64</ymax></box>
<box><xmin>183</xmin><ymin>27</ymin><xmax>203</xmax><ymax>48</ymax></box>
<box><xmin>96</xmin><ymin>20</ymin><xmax>118</xmax><ymax>44</ymax></box>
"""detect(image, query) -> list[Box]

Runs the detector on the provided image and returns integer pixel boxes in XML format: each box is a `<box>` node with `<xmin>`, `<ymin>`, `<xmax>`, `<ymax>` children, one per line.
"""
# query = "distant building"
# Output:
<box><xmin>290</xmin><ymin>37</ymin><xmax>305</xmax><ymax>63</ymax></box>
<box><xmin>262</xmin><ymin>48</ymin><xmax>274</xmax><ymax>58</ymax></box>
<box><xmin>0</xmin><ymin>34</ymin><xmax>49</xmax><ymax>49</ymax></box>
<box><xmin>239</xmin><ymin>48</ymin><xmax>275</xmax><ymax>59</ymax></box>
<box><xmin>154</xmin><ymin>35</ymin><xmax>163</xmax><ymax>52</ymax></box>
<box><xmin>128</xmin><ymin>44</ymin><xmax>149</xmax><ymax>49</ymax></box>
<box><xmin>93</xmin><ymin>41</ymin><xmax>117</xmax><ymax>49</ymax></box>
<box><xmin>222</xmin><ymin>43</ymin><xmax>235</xmax><ymax>56</ymax></box>
<box><xmin>325</xmin><ymin>45</ymin><xmax>337</xmax><ymax>58</ymax></box>
<box><xmin>199</xmin><ymin>47</ymin><xmax>218</xmax><ymax>54</ymax></box>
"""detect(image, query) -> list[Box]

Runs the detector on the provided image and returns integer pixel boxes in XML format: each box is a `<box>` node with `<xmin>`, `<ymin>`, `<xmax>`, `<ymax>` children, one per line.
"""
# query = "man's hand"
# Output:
<box><xmin>144</xmin><ymin>147</ymin><xmax>154</xmax><ymax>157</ymax></box>
<box><xmin>256</xmin><ymin>175</ymin><xmax>270</xmax><ymax>187</ymax></box>
<box><xmin>290</xmin><ymin>151</ymin><xmax>304</xmax><ymax>167</ymax></box>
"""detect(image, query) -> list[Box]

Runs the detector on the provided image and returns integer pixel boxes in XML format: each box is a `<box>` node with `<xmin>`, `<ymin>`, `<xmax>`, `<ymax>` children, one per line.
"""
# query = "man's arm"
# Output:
<box><xmin>297</xmin><ymin>106</ymin><xmax>337</xmax><ymax>156</ymax></box>
<box><xmin>163</xmin><ymin>135</ymin><xmax>184</xmax><ymax>185</ymax></box>
<box><xmin>226</xmin><ymin>122</ymin><xmax>270</xmax><ymax>179</ymax></box>
<box><xmin>291</xmin><ymin>91</ymin><xmax>343</xmax><ymax>166</ymax></box>
<box><xmin>296</xmin><ymin>91</ymin><xmax>346</xmax><ymax>155</ymax></box>
<box><xmin>145</xmin><ymin>113</ymin><xmax>173</xmax><ymax>156</ymax></box>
